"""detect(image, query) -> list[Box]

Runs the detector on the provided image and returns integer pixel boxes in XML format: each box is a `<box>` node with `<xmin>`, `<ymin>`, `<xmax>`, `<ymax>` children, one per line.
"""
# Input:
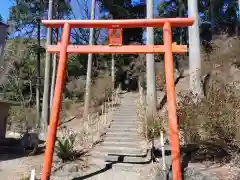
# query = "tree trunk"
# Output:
<box><xmin>36</xmin><ymin>20</ymin><xmax>41</xmax><ymax>130</ymax></box>
<box><xmin>50</xmin><ymin>0</ymin><xmax>59</xmax><ymax>108</ymax></box>
<box><xmin>178</xmin><ymin>0</ymin><xmax>185</xmax><ymax>69</ymax></box>
<box><xmin>178</xmin><ymin>0</ymin><xmax>184</xmax><ymax>45</ymax></box>
<box><xmin>84</xmin><ymin>0</ymin><xmax>96</xmax><ymax>119</ymax></box>
<box><xmin>40</xmin><ymin>0</ymin><xmax>53</xmax><ymax>140</ymax></box>
<box><xmin>146</xmin><ymin>0</ymin><xmax>157</xmax><ymax>118</ymax></box>
<box><xmin>138</xmin><ymin>75</ymin><xmax>144</xmax><ymax>106</ymax></box>
<box><xmin>50</xmin><ymin>53</ymin><xmax>57</xmax><ymax>107</ymax></box>
<box><xmin>146</xmin><ymin>0</ymin><xmax>157</xmax><ymax>119</ymax></box>
<box><xmin>111</xmin><ymin>54</ymin><xmax>115</xmax><ymax>89</ymax></box>
<box><xmin>188</xmin><ymin>0</ymin><xmax>203</xmax><ymax>97</ymax></box>
<box><xmin>237</xmin><ymin>0</ymin><xmax>240</xmax><ymax>36</ymax></box>
<box><xmin>210</xmin><ymin>0</ymin><xmax>215</xmax><ymax>34</ymax></box>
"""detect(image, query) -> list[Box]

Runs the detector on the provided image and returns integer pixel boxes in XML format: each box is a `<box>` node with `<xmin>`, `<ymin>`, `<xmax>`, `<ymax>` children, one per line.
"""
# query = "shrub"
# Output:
<box><xmin>55</xmin><ymin>129</ymin><xmax>79</xmax><ymax>162</ymax></box>
<box><xmin>145</xmin><ymin>116</ymin><xmax>165</xmax><ymax>140</ymax></box>
<box><xmin>7</xmin><ymin>106</ymin><xmax>37</xmax><ymax>132</ymax></box>
<box><xmin>177</xmin><ymin>79</ymin><xmax>240</xmax><ymax>153</ymax></box>
<box><xmin>91</xmin><ymin>75</ymin><xmax>113</xmax><ymax>106</ymax></box>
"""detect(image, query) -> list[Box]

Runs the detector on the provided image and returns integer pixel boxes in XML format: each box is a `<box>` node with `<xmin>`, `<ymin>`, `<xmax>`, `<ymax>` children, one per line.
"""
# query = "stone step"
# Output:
<box><xmin>95</xmin><ymin>147</ymin><xmax>145</xmax><ymax>156</ymax></box>
<box><xmin>107</xmin><ymin>128</ymin><xmax>138</xmax><ymax>133</ymax></box>
<box><xmin>111</xmin><ymin>121</ymin><xmax>137</xmax><ymax>124</ymax></box>
<box><xmin>99</xmin><ymin>145</ymin><xmax>140</xmax><ymax>152</ymax></box>
<box><xmin>113</xmin><ymin>115</ymin><xmax>137</xmax><ymax>118</ymax></box>
<box><xmin>110</xmin><ymin>121</ymin><xmax>138</xmax><ymax>125</ymax></box>
<box><xmin>112</xmin><ymin>113</ymin><xmax>137</xmax><ymax>116</ymax></box>
<box><xmin>113</xmin><ymin>109</ymin><xmax>136</xmax><ymax>112</ymax></box>
<box><xmin>106</xmin><ymin>131</ymin><xmax>138</xmax><ymax>137</ymax></box>
<box><xmin>112</xmin><ymin>116</ymin><xmax>137</xmax><ymax>119</ymax></box>
<box><xmin>111</xmin><ymin>118</ymin><xmax>137</xmax><ymax>121</ymax></box>
<box><xmin>103</xmin><ymin>136</ymin><xmax>138</xmax><ymax>143</ymax></box>
<box><xmin>110</xmin><ymin>124</ymin><xmax>137</xmax><ymax>128</ymax></box>
<box><xmin>101</xmin><ymin>141</ymin><xmax>139</xmax><ymax>148</ymax></box>
<box><xmin>112</xmin><ymin>115</ymin><xmax>137</xmax><ymax>118</ymax></box>
<box><xmin>89</xmin><ymin>154</ymin><xmax>150</xmax><ymax>166</ymax></box>
<box><xmin>88</xmin><ymin>158</ymin><xmax>146</xmax><ymax>172</ymax></box>
<box><xmin>104</xmin><ymin>154</ymin><xmax>150</xmax><ymax>164</ymax></box>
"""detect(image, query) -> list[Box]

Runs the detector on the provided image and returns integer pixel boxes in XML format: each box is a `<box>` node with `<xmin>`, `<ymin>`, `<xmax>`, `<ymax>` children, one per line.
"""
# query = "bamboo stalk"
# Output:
<box><xmin>161</xmin><ymin>131</ymin><xmax>167</xmax><ymax>180</ymax></box>
<box><xmin>96</xmin><ymin>112</ymin><xmax>100</xmax><ymax>139</ymax></box>
<box><xmin>111</xmin><ymin>94</ymin><xmax>114</xmax><ymax>111</ymax></box>
<box><xmin>87</xmin><ymin>114</ymin><xmax>90</xmax><ymax>135</ymax></box>
<box><xmin>104</xmin><ymin>102</ymin><xmax>107</xmax><ymax>125</ymax></box>
<box><xmin>90</xmin><ymin>114</ymin><xmax>94</xmax><ymax>143</ymax></box>
<box><xmin>145</xmin><ymin>110</ymin><xmax>148</xmax><ymax>141</ymax></box>
<box><xmin>30</xmin><ymin>169</ymin><xmax>35</xmax><ymax>180</ymax></box>
<box><xmin>101</xmin><ymin>105</ymin><xmax>104</xmax><ymax>124</ymax></box>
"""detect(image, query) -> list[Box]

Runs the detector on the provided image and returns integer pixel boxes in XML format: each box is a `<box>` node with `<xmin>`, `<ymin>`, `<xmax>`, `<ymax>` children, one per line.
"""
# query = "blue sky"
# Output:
<box><xmin>1</xmin><ymin>0</ymin><xmax>161</xmax><ymax>22</ymax></box>
<box><xmin>1</xmin><ymin>0</ymin><xmax>14</xmax><ymax>22</ymax></box>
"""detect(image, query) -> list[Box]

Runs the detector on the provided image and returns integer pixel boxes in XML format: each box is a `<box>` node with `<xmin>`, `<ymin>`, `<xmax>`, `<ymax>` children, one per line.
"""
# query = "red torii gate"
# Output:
<box><xmin>41</xmin><ymin>18</ymin><xmax>194</xmax><ymax>180</ymax></box>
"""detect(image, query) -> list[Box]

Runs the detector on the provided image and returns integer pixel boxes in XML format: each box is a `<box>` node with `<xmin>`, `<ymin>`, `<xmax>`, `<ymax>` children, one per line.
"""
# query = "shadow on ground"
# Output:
<box><xmin>71</xmin><ymin>150</ymin><xmax>152</xmax><ymax>180</ymax></box>
<box><xmin>0</xmin><ymin>137</ymin><xmax>45</xmax><ymax>161</ymax></box>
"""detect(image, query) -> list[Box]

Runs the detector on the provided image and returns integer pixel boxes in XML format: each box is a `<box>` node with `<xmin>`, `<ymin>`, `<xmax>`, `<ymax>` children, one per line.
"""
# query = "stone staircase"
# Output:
<box><xmin>86</xmin><ymin>93</ymin><xmax>150</xmax><ymax>178</ymax></box>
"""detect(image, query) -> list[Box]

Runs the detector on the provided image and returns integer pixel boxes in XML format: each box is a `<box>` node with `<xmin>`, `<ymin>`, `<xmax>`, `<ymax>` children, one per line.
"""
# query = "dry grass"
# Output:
<box><xmin>202</xmin><ymin>36</ymin><xmax>240</xmax><ymax>75</ymax></box>
<box><xmin>144</xmin><ymin>115</ymin><xmax>166</xmax><ymax>140</ymax></box>
<box><xmin>176</xmin><ymin>78</ymin><xmax>240</xmax><ymax>162</ymax></box>
<box><xmin>91</xmin><ymin>75</ymin><xmax>113</xmax><ymax>107</ymax></box>
<box><xmin>136</xmin><ymin>98</ymin><xmax>166</xmax><ymax>140</ymax></box>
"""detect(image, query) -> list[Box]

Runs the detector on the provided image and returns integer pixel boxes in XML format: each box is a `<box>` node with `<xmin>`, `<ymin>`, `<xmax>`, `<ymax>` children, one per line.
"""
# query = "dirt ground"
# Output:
<box><xmin>0</xmin><ymin>100</ymin><xmax>114</xmax><ymax>179</ymax></box>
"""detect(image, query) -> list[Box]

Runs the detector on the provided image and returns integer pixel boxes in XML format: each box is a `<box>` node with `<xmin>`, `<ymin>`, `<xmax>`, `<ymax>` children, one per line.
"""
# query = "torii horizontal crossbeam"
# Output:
<box><xmin>42</xmin><ymin>18</ymin><xmax>194</xmax><ymax>28</ymax></box>
<box><xmin>47</xmin><ymin>44</ymin><xmax>188</xmax><ymax>54</ymax></box>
